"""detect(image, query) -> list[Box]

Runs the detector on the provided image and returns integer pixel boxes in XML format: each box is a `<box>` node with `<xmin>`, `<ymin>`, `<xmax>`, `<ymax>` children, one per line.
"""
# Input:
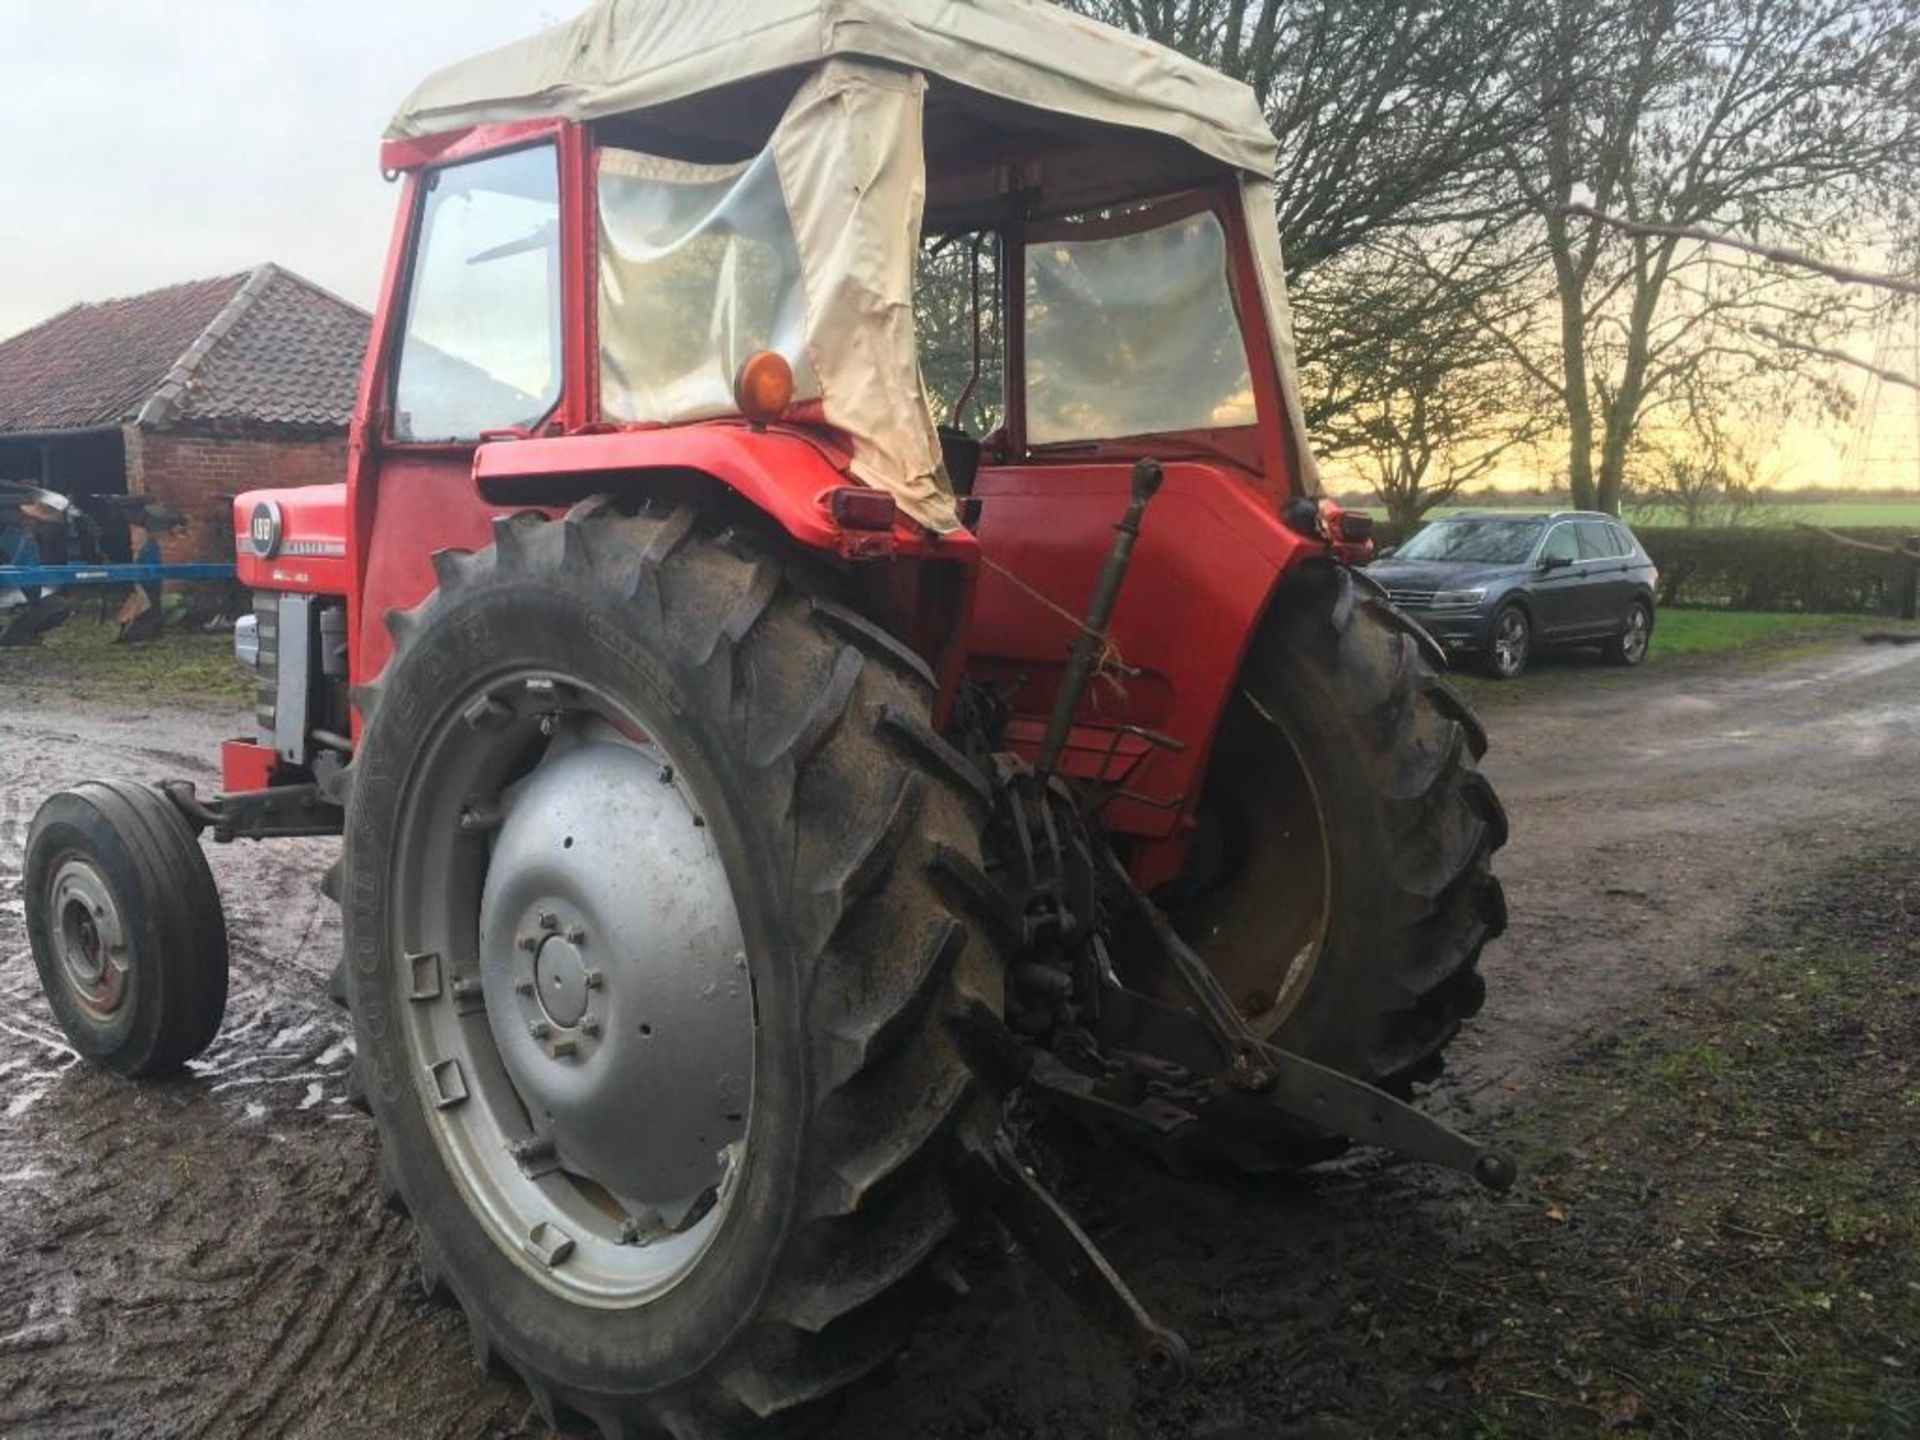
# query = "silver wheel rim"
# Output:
<box><xmin>49</xmin><ymin>858</ymin><xmax>130</xmax><ymax>1021</ymax></box>
<box><xmin>1622</xmin><ymin>606</ymin><xmax>1650</xmax><ymax>662</ymax></box>
<box><xmin>1493</xmin><ymin>610</ymin><xmax>1529</xmax><ymax>676</ymax></box>
<box><xmin>393</xmin><ymin>673</ymin><xmax>756</xmax><ymax>1307</ymax></box>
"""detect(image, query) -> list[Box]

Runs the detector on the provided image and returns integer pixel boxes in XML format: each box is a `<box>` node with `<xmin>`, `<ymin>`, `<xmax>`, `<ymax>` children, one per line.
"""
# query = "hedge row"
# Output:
<box><xmin>1633</xmin><ymin>527</ymin><xmax>1916</xmax><ymax>613</ymax></box>
<box><xmin>1370</xmin><ymin>520</ymin><xmax>1917</xmax><ymax>614</ymax></box>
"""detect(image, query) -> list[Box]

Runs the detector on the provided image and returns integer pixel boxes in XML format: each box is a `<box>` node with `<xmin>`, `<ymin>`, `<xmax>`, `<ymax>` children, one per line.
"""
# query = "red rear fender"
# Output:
<box><xmin>963</xmin><ymin>459</ymin><xmax>1323</xmax><ymax>882</ymax></box>
<box><xmin>353</xmin><ymin>425</ymin><xmax>975</xmax><ymax>687</ymax></box>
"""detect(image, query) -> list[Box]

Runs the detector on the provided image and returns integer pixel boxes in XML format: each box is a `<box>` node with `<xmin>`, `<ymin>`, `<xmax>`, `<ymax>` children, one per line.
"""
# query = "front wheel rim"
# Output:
<box><xmin>391</xmin><ymin>672</ymin><xmax>757</xmax><ymax>1307</ymax></box>
<box><xmin>48</xmin><ymin>858</ymin><xmax>130</xmax><ymax>1021</ymax></box>
<box><xmin>1623</xmin><ymin>607</ymin><xmax>1650</xmax><ymax>661</ymax></box>
<box><xmin>1493</xmin><ymin>612</ymin><xmax>1528</xmax><ymax>675</ymax></box>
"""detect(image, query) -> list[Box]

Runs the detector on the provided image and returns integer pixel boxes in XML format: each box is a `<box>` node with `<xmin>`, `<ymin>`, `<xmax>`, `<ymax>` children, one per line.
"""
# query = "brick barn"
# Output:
<box><xmin>0</xmin><ymin>266</ymin><xmax>368</xmax><ymax>564</ymax></box>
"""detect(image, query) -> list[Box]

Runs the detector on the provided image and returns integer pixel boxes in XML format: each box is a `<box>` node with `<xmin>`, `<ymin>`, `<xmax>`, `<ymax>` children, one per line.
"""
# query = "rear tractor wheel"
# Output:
<box><xmin>341</xmin><ymin>502</ymin><xmax>1003</xmax><ymax>1438</ymax></box>
<box><xmin>1167</xmin><ymin>564</ymin><xmax>1506</xmax><ymax>1154</ymax></box>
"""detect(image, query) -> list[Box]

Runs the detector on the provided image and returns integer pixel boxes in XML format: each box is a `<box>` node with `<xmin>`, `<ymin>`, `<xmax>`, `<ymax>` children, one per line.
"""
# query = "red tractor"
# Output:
<box><xmin>22</xmin><ymin>4</ymin><xmax>1509</xmax><ymax>1435</ymax></box>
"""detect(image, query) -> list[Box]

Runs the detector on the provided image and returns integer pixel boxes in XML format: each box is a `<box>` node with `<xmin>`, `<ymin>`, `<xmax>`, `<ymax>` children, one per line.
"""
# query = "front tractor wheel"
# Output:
<box><xmin>1170</xmin><ymin>564</ymin><xmax>1506</xmax><ymax>1146</ymax></box>
<box><xmin>342</xmin><ymin>503</ymin><xmax>1002</xmax><ymax>1438</ymax></box>
<box><xmin>23</xmin><ymin>780</ymin><xmax>228</xmax><ymax>1078</ymax></box>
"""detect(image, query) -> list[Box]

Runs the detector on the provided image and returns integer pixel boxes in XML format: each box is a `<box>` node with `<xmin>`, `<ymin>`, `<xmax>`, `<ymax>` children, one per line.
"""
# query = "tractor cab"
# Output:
<box><xmin>234</xmin><ymin>0</ymin><xmax>1346</xmax><ymax>886</ymax></box>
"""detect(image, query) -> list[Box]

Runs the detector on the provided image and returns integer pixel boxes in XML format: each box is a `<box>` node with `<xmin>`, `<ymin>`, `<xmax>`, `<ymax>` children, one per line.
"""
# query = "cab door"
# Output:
<box><xmin>354</xmin><ymin>134</ymin><xmax>576</xmax><ymax>687</ymax></box>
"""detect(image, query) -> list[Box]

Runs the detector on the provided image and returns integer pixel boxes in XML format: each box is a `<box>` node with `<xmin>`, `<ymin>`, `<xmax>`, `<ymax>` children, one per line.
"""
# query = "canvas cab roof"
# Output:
<box><xmin>388</xmin><ymin>0</ymin><xmax>1279</xmax><ymax>188</ymax></box>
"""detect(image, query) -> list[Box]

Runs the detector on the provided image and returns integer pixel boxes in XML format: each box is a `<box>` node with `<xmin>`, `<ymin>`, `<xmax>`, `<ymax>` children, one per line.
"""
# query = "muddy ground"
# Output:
<box><xmin>1</xmin><ymin>630</ymin><xmax>1916</xmax><ymax>1439</ymax></box>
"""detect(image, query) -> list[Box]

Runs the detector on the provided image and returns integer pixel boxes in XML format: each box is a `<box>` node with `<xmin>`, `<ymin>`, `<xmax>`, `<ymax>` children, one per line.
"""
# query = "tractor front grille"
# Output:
<box><xmin>252</xmin><ymin>593</ymin><xmax>278</xmax><ymax>742</ymax></box>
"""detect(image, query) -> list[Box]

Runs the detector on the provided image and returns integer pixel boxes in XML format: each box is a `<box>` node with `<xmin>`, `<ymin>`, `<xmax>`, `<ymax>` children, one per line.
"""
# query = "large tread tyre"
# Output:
<box><xmin>23</xmin><ymin>780</ymin><xmax>228</xmax><ymax>1077</ymax></box>
<box><xmin>1175</xmin><ymin>563</ymin><xmax>1505</xmax><ymax>1146</ymax></box>
<box><xmin>341</xmin><ymin>502</ymin><xmax>1003</xmax><ymax>1439</ymax></box>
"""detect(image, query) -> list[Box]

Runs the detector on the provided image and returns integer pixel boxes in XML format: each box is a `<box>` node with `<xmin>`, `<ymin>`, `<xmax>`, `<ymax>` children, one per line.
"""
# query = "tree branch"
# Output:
<box><xmin>1563</xmin><ymin>204</ymin><xmax>1920</xmax><ymax>296</ymax></box>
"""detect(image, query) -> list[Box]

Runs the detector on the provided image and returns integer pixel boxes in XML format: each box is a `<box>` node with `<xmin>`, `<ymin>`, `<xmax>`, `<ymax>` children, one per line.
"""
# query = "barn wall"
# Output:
<box><xmin>128</xmin><ymin>428</ymin><xmax>347</xmax><ymax>563</ymax></box>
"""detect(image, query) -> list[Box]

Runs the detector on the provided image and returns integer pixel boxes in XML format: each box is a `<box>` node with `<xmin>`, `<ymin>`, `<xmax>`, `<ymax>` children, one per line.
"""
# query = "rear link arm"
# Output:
<box><xmin>963</xmin><ymin>1133</ymin><xmax>1191</xmax><ymax>1391</ymax></box>
<box><xmin>1097</xmin><ymin>853</ymin><xmax>1516</xmax><ymax>1194</ymax></box>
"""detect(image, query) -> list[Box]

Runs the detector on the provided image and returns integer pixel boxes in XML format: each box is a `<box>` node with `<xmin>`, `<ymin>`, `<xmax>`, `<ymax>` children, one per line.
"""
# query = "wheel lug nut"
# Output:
<box><xmin>538</xmin><ymin>910</ymin><xmax>558</xmax><ymax>931</ymax></box>
<box><xmin>528</xmin><ymin>1020</ymin><xmax>552</xmax><ymax>1040</ymax></box>
<box><xmin>514</xmin><ymin>978</ymin><xmax>535</xmax><ymax>996</ymax></box>
<box><xmin>580</xmin><ymin>1017</ymin><xmax>601</xmax><ymax>1037</ymax></box>
<box><xmin>566</xmin><ymin>925</ymin><xmax>586</xmax><ymax>944</ymax></box>
<box><xmin>548</xmin><ymin>1035</ymin><xmax>578</xmax><ymax>1058</ymax></box>
<box><xmin>516</xmin><ymin>933</ymin><xmax>538</xmax><ymax>953</ymax></box>
<box><xmin>583</xmin><ymin>969</ymin><xmax>604</xmax><ymax>990</ymax></box>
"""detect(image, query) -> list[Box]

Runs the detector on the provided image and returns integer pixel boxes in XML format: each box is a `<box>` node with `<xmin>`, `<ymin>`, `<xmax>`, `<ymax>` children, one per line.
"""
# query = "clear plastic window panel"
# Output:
<box><xmin>1023</xmin><ymin>211</ymin><xmax>1256</xmax><ymax>446</ymax></box>
<box><xmin>393</xmin><ymin>145</ymin><xmax>562</xmax><ymax>442</ymax></box>
<box><xmin>598</xmin><ymin>148</ymin><xmax>819</xmax><ymax>425</ymax></box>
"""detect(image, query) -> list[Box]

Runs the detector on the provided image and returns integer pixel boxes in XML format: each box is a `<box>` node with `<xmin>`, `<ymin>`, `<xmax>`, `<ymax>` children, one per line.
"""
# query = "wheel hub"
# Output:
<box><xmin>49</xmin><ymin>859</ymin><xmax>128</xmax><ymax>1021</ymax></box>
<box><xmin>478</xmin><ymin>723</ymin><xmax>754</xmax><ymax>1222</ymax></box>
<box><xmin>532</xmin><ymin>934</ymin><xmax>592</xmax><ymax>1029</ymax></box>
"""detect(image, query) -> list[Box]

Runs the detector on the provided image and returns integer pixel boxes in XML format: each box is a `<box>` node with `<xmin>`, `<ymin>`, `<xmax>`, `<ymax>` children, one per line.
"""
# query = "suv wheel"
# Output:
<box><xmin>1486</xmin><ymin>603</ymin><xmax>1531</xmax><ymax>679</ymax></box>
<box><xmin>1604</xmin><ymin>600</ymin><xmax>1652</xmax><ymax>666</ymax></box>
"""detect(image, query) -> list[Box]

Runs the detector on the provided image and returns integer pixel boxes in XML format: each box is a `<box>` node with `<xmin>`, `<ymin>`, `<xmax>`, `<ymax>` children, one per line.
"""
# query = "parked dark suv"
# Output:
<box><xmin>1367</xmin><ymin>511</ymin><xmax>1658</xmax><ymax>678</ymax></box>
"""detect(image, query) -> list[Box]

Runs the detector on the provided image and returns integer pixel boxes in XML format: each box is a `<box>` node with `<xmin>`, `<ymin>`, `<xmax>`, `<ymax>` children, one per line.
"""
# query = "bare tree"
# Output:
<box><xmin>1067</xmin><ymin>0</ymin><xmax>1551</xmax><ymax>271</ymax></box>
<box><xmin>1305</xmin><ymin>225</ymin><xmax>1544</xmax><ymax>526</ymax></box>
<box><xmin>1498</xmin><ymin>0</ymin><xmax>1920</xmax><ymax>514</ymax></box>
<box><xmin>1068</xmin><ymin>0</ymin><xmax>1564</xmax><ymax>506</ymax></box>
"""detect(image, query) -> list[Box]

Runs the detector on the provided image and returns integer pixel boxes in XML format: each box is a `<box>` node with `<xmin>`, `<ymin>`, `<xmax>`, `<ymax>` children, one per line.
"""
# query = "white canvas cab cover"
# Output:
<box><xmin>390</xmin><ymin>1</ymin><xmax>1320</xmax><ymax>530</ymax></box>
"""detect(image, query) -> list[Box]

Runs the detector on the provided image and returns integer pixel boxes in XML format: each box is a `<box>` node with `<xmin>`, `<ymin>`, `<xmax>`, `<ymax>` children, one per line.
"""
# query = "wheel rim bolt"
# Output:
<box><xmin>514</xmin><ymin>977</ymin><xmax>534</xmax><ymax>996</ymax></box>
<box><xmin>548</xmin><ymin>1035</ymin><xmax>578</xmax><ymax>1058</ymax></box>
<box><xmin>580</xmin><ymin>1017</ymin><xmax>601</xmax><ymax>1038</ymax></box>
<box><xmin>583</xmin><ymin>969</ymin><xmax>604</xmax><ymax>990</ymax></box>
<box><xmin>516</xmin><ymin>933</ymin><xmax>537</xmax><ymax>953</ymax></box>
<box><xmin>566</xmin><ymin>924</ymin><xmax>587</xmax><ymax>945</ymax></box>
<box><xmin>528</xmin><ymin>1020</ymin><xmax>552</xmax><ymax>1040</ymax></box>
<box><xmin>538</xmin><ymin>910</ymin><xmax>558</xmax><ymax>931</ymax></box>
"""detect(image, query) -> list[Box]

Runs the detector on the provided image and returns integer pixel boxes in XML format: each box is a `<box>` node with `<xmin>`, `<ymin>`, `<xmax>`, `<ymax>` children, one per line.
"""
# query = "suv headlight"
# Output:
<box><xmin>1429</xmin><ymin>588</ymin><xmax>1486</xmax><ymax>607</ymax></box>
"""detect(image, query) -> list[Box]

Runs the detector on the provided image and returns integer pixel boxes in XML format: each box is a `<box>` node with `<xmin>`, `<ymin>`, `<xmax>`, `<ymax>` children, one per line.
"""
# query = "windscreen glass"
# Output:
<box><xmin>393</xmin><ymin>145</ymin><xmax>561</xmax><ymax>442</ymax></box>
<box><xmin>1023</xmin><ymin>210</ymin><xmax>1255</xmax><ymax>445</ymax></box>
<box><xmin>1397</xmin><ymin>519</ymin><xmax>1544</xmax><ymax>565</ymax></box>
<box><xmin>598</xmin><ymin>148</ymin><xmax>820</xmax><ymax>425</ymax></box>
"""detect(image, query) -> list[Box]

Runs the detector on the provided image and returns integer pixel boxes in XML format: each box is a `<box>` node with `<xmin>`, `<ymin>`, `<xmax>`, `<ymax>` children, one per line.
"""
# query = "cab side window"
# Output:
<box><xmin>392</xmin><ymin>145</ymin><xmax>563</xmax><ymax>443</ymax></box>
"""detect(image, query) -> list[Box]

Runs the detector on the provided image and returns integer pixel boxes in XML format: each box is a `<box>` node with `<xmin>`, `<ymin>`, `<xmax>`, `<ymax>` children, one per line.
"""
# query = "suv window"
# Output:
<box><xmin>393</xmin><ymin>145</ymin><xmax>562</xmax><ymax>442</ymax></box>
<box><xmin>1539</xmin><ymin>525</ymin><xmax>1580</xmax><ymax>565</ymax></box>
<box><xmin>1609</xmin><ymin>523</ymin><xmax>1639</xmax><ymax>557</ymax></box>
<box><xmin>1576</xmin><ymin>520</ymin><xmax>1620</xmax><ymax>559</ymax></box>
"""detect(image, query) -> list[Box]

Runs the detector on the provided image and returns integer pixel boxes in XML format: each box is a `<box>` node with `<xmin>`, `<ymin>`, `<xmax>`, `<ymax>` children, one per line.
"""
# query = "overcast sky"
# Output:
<box><xmin>0</xmin><ymin>1</ymin><xmax>573</xmax><ymax>339</ymax></box>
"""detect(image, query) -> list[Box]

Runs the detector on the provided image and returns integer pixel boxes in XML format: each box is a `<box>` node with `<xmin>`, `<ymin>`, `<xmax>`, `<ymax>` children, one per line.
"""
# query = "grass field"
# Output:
<box><xmin>1621</xmin><ymin>499</ymin><xmax>1920</xmax><ymax>529</ymax></box>
<box><xmin>1647</xmin><ymin>608</ymin><xmax>1860</xmax><ymax>658</ymax></box>
<box><xmin>0</xmin><ymin>618</ymin><xmax>251</xmax><ymax>707</ymax></box>
<box><xmin>1415</xmin><ymin>498</ymin><xmax>1920</xmax><ymax>529</ymax></box>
